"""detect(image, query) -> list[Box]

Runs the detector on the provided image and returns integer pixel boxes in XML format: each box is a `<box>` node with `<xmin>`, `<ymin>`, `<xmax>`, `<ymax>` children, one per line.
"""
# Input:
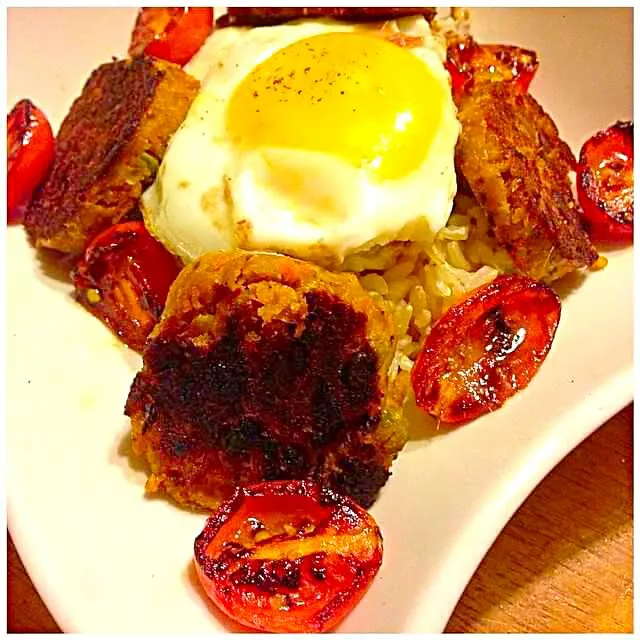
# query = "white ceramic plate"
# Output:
<box><xmin>7</xmin><ymin>8</ymin><xmax>633</xmax><ymax>633</ymax></box>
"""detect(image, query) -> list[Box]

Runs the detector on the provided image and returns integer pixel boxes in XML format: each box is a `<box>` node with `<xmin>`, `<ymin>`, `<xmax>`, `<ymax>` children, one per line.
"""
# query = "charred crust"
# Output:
<box><xmin>456</xmin><ymin>83</ymin><xmax>598</xmax><ymax>281</ymax></box>
<box><xmin>221</xmin><ymin>419</ymin><xmax>264</xmax><ymax>454</ymax></box>
<box><xmin>24</xmin><ymin>57</ymin><xmax>198</xmax><ymax>254</ymax></box>
<box><xmin>128</xmin><ymin>289</ymin><xmax>380</xmax><ymax>487</ymax></box>
<box><xmin>230</xmin><ymin>559</ymin><xmax>304</xmax><ymax>592</ymax></box>
<box><xmin>26</xmin><ymin>58</ymin><xmax>162</xmax><ymax>247</ymax></box>
<box><xmin>331</xmin><ymin>458</ymin><xmax>390</xmax><ymax>509</ymax></box>
<box><xmin>126</xmin><ymin>253</ymin><xmax>399</xmax><ymax>507</ymax></box>
<box><xmin>206</xmin><ymin>550</ymin><xmax>332</xmax><ymax>596</ymax></box>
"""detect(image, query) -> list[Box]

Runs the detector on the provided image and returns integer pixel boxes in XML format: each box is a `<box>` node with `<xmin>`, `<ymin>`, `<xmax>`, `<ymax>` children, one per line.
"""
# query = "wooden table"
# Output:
<box><xmin>7</xmin><ymin>405</ymin><xmax>633</xmax><ymax>633</ymax></box>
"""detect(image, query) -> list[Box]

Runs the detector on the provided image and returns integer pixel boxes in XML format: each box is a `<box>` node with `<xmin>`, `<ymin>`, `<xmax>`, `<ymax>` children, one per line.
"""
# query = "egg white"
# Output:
<box><xmin>142</xmin><ymin>17</ymin><xmax>460</xmax><ymax>267</ymax></box>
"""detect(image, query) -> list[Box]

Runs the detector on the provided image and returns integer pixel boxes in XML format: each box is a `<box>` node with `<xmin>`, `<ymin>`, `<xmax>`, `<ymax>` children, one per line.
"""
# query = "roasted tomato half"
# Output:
<box><xmin>411</xmin><ymin>274</ymin><xmax>561</xmax><ymax>425</ymax></box>
<box><xmin>576</xmin><ymin>121</ymin><xmax>633</xmax><ymax>245</ymax></box>
<box><xmin>446</xmin><ymin>36</ymin><xmax>539</xmax><ymax>102</ymax></box>
<box><xmin>71</xmin><ymin>220</ymin><xmax>181</xmax><ymax>352</ymax></box>
<box><xmin>193</xmin><ymin>480</ymin><xmax>383</xmax><ymax>633</ymax></box>
<box><xmin>129</xmin><ymin>7</ymin><xmax>214</xmax><ymax>66</ymax></box>
<box><xmin>7</xmin><ymin>99</ymin><xmax>55</xmax><ymax>224</ymax></box>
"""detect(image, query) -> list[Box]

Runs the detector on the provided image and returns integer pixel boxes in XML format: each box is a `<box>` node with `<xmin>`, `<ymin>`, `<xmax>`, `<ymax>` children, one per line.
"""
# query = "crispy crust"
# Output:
<box><xmin>455</xmin><ymin>83</ymin><xmax>598</xmax><ymax>282</ymax></box>
<box><xmin>216</xmin><ymin>7</ymin><xmax>437</xmax><ymax>28</ymax></box>
<box><xmin>125</xmin><ymin>250</ymin><xmax>407</xmax><ymax>509</ymax></box>
<box><xmin>24</xmin><ymin>57</ymin><xmax>199</xmax><ymax>255</ymax></box>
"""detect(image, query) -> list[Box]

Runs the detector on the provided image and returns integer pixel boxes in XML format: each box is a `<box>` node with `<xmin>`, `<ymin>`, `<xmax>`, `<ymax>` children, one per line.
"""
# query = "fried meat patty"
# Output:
<box><xmin>125</xmin><ymin>251</ymin><xmax>407</xmax><ymax>509</ymax></box>
<box><xmin>24</xmin><ymin>57</ymin><xmax>199</xmax><ymax>255</ymax></box>
<box><xmin>456</xmin><ymin>83</ymin><xmax>598</xmax><ymax>282</ymax></box>
<box><xmin>216</xmin><ymin>7</ymin><xmax>437</xmax><ymax>28</ymax></box>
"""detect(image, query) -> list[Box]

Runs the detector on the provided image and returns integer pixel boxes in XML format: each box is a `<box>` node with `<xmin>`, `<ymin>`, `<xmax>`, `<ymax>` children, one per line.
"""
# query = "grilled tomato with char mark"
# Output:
<box><xmin>7</xmin><ymin>99</ymin><xmax>55</xmax><ymax>224</ymax></box>
<box><xmin>129</xmin><ymin>7</ymin><xmax>214</xmax><ymax>66</ymax></box>
<box><xmin>194</xmin><ymin>479</ymin><xmax>383</xmax><ymax>633</ymax></box>
<box><xmin>445</xmin><ymin>36</ymin><xmax>539</xmax><ymax>102</ymax></box>
<box><xmin>576</xmin><ymin>120</ymin><xmax>634</xmax><ymax>245</ymax></box>
<box><xmin>72</xmin><ymin>220</ymin><xmax>181</xmax><ymax>352</ymax></box>
<box><xmin>411</xmin><ymin>274</ymin><xmax>561</xmax><ymax>424</ymax></box>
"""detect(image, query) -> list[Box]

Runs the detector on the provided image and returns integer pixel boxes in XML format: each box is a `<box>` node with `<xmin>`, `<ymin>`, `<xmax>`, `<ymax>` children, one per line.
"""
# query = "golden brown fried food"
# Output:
<box><xmin>217</xmin><ymin>7</ymin><xmax>437</xmax><ymax>28</ymax></box>
<box><xmin>455</xmin><ymin>83</ymin><xmax>598</xmax><ymax>282</ymax></box>
<box><xmin>24</xmin><ymin>57</ymin><xmax>199</xmax><ymax>255</ymax></box>
<box><xmin>125</xmin><ymin>251</ymin><xmax>407</xmax><ymax>509</ymax></box>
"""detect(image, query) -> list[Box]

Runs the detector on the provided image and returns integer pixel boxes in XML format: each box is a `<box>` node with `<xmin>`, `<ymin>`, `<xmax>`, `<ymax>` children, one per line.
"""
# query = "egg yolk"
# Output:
<box><xmin>226</xmin><ymin>32</ymin><xmax>445</xmax><ymax>181</ymax></box>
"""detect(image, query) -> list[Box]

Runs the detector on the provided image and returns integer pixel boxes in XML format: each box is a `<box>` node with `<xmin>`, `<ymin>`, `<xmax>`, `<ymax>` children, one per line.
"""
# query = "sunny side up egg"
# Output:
<box><xmin>142</xmin><ymin>16</ymin><xmax>460</xmax><ymax>268</ymax></box>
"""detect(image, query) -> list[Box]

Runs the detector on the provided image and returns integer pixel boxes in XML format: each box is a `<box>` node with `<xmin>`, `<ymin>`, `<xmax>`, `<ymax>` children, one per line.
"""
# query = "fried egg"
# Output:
<box><xmin>142</xmin><ymin>16</ymin><xmax>460</xmax><ymax>267</ymax></box>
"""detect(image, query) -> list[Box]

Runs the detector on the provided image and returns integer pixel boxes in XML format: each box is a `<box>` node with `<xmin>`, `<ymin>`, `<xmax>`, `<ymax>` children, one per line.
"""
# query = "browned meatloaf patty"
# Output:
<box><xmin>125</xmin><ymin>251</ymin><xmax>407</xmax><ymax>509</ymax></box>
<box><xmin>24</xmin><ymin>56</ymin><xmax>199</xmax><ymax>255</ymax></box>
<box><xmin>217</xmin><ymin>7</ymin><xmax>437</xmax><ymax>28</ymax></box>
<box><xmin>455</xmin><ymin>82</ymin><xmax>599</xmax><ymax>282</ymax></box>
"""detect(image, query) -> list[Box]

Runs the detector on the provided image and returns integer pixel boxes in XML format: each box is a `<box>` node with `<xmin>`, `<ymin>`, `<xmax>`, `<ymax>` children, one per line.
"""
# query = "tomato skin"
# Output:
<box><xmin>446</xmin><ymin>37</ymin><xmax>539</xmax><ymax>102</ymax></box>
<box><xmin>71</xmin><ymin>221</ymin><xmax>181</xmax><ymax>352</ymax></box>
<box><xmin>576</xmin><ymin>121</ymin><xmax>633</xmax><ymax>245</ymax></box>
<box><xmin>411</xmin><ymin>274</ymin><xmax>561</xmax><ymax>425</ymax></box>
<box><xmin>193</xmin><ymin>480</ymin><xmax>383</xmax><ymax>633</ymax></box>
<box><xmin>129</xmin><ymin>7</ymin><xmax>214</xmax><ymax>66</ymax></box>
<box><xmin>7</xmin><ymin>99</ymin><xmax>55</xmax><ymax>224</ymax></box>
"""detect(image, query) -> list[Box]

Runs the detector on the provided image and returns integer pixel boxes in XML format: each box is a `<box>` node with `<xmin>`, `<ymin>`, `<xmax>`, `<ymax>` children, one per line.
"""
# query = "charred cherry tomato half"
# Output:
<box><xmin>7</xmin><ymin>99</ymin><xmax>55</xmax><ymax>224</ymax></box>
<box><xmin>411</xmin><ymin>274</ymin><xmax>561</xmax><ymax>425</ymax></box>
<box><xmin>194</xmin><ymin>480</ymin><xmax>383</xmax><ymax>633</ymax></box>
<box><xmin>446</xmin><ymin>37</ymin><xmax>539</xmax><ymax>102</ymax></box>
<box><xmin>576</xmin><ymin>121</ymin><xmax>633</xmax><ymax>245</ymax></box>
<box><xmin>71</xmin><ymin>220</ymin><xmax>181</xmax><ymax>352</ymax></box>
<box><xmin>129</xmin><ymin>7</ymin><xmax>214</xmax><ymax>66</ymax></box>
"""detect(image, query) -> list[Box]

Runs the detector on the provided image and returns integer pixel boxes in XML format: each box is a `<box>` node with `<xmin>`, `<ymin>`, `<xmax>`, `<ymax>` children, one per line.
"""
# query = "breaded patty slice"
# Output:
<box><xmin>125</xmin><ymin>250</ymin><xmax>407</xmax><ymax>509</ymax></box>
<box><xmin>456</xmin><ymin>83</ymin><xmax>598</xmax><ymax>283</ymax></box>
<box><xmin>24</xmin><ymin>57</ymin><xmax>199</xmax><ymax>255</ymax></box>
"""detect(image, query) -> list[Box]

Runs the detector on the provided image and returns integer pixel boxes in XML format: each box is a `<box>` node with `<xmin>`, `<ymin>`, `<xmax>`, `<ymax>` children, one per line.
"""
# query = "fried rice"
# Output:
<box><xmin>343</xmin><ymin>196</ymin><xmax>500</xmax><ymax>391</ymax></box>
